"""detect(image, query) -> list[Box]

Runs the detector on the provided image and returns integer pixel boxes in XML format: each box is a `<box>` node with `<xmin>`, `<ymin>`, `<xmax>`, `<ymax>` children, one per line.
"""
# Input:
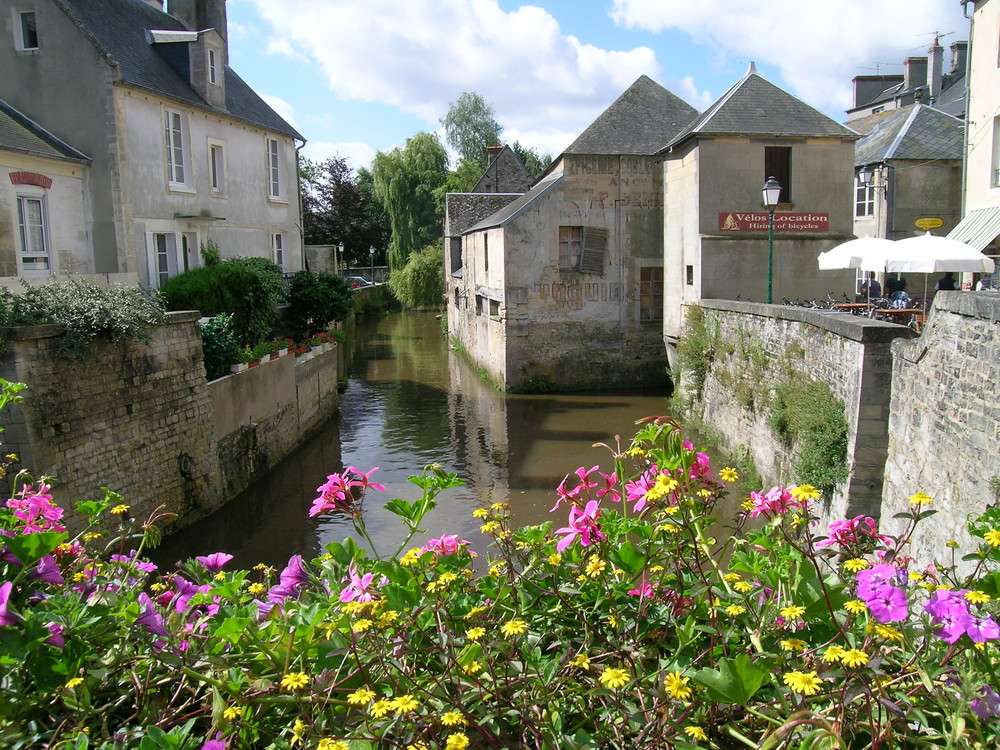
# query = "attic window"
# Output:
<box><xmin>208</xmin><ymin>48</ymin><xmax>219</xmax><ymax>85</ymax></box>
<box><xmin>764</xmin><ymin>146</ymin><xmax>792</xmax><ymax>202</ymax></box>
<box><xmin>17</xmin><ymin>11</ymin><xmax>38</xmax><ymax>50</ymax></box>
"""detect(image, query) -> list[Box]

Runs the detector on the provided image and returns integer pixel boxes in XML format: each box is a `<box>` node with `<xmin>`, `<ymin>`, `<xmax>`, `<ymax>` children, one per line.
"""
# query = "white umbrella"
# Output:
<box><xmin>817</xmin><ymin>236</ymin><xmax>895</xmax><ymax>270</ymax></box>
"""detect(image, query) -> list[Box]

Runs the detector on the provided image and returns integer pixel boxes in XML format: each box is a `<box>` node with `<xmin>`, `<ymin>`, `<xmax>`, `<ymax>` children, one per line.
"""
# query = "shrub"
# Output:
<box><xmin>200</xmin><ymin>240</ymin><xmax>221</xmax><ymax>266</ymax></box>
<box><xmin>0</xmin><ymin>279</ymin><xmax>165</xmax><ymax>360</ymax></box>
<box><xmin>159</xmin><ymin>258</ymin><xmax>284</xmax><ymax>347</ymax></box>
<box><xmin>199</xmin><ymin>314</ymin><xmax>241</xmax><ymax>380</ymax></box>
<box><xmin>387</xmin><ymin>243</ymin><xmax>444</xmax><ymax>308</ymax></box>
<box><xmin>281</xmin><ymin>271</ymin><xmax>352</xmax><ymax>342</ymax></box>
<box><xmin>3</xmin><ymin>384</ymin><xmax>1000</xmax><ymax>748</ymax></box>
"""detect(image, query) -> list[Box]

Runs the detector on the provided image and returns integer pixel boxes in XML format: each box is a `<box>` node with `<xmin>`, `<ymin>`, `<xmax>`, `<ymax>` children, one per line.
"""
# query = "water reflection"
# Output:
<box><xmin>152</xmin><ymin>312</ymin><xmax>675</xmax><ymax>570</ymax></box>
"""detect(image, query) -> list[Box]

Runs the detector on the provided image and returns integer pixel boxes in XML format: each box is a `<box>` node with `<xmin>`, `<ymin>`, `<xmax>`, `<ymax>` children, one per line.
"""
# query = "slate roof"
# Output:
<box><xmin>472</xmin><ymin>145</ymin><xmax>535</xmax><ymax>193</ymax></box>
<box><xmin>664</xmin><ymin>65</ymin><xmax>857</xmax><ymax>151</ymax></box>
<box><xmin>563</xmin><ymin>75</ymin><xmax>699</xmax><ymax>155</ymax></box>
<box><xmin>851</xmin><ymin>70</ymin><xmax>966</xmax><ymax>119</ymax></box>
<box><xmin>55</xmin><ymin>0</ymin><xmax>302</xmax><ymax>140</ymax></box>
<box><xmin>849</xmin><ymin>104</ymin><xmax>964</xmax><ymax>165</ymax></box>
<box><xmin>0</xmin><ymin>99</ymin><xmax>89</xmax><ymax>162</ymax></box>
<box><xmin>465</xmin><ymin>174</ymin><xmax>564</xmax><ymax>233</ymax></box>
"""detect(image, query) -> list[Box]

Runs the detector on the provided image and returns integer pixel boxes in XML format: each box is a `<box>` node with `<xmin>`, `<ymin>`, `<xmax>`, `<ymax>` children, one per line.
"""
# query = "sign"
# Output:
<box><xmin>915</xmin><ymin>217</ymin><xmax>944</xmax><ymax>230</ymax></box>
<box><xmin>718</xmin><ymin>212</ymin><xmax>829</xmax><ymax>232</ymax></box>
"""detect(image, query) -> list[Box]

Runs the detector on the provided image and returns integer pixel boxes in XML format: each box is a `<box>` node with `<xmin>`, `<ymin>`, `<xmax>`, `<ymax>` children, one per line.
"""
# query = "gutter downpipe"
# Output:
<box><xmin>618</xmin><ymin>155</ymin><xmax>625</xmax><ymax>332</ymax></box>
<box><xmin>959</xmin><ymin>0</ymin><xmax>974</xmax><ymax>219</ymax></box>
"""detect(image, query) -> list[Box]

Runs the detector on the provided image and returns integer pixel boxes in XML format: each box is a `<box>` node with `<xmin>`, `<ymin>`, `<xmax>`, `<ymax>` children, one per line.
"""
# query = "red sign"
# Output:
<box><xmin>718</xmin><ymin>212</ymin><xmax>829</xmax><ymax>232</ymax></box>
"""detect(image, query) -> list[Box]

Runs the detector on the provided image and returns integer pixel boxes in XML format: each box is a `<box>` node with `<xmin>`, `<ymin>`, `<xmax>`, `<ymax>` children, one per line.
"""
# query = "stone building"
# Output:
<box><xmin>660</xmin><ymin>64</ymin><xmax>859</xmax><ymax>341</ymax></box>
<box><xmin>0</xmin><ymin>0</ymin><xmax>304</xmax><ymax>287</ymax></box>
<box><xmin>0</xmin><ymin>98</ymin><xmax>91</xmax><ymax>281</ymax></box>
<box><xmin>950</xmin><ymin>0</ymin><xmax>1000</xmax><ymax>286</ymax></box>
<box><xmin>446</xmin><ymin>75</ymin><xmax>698</xmax><ymax>391</ymax></box>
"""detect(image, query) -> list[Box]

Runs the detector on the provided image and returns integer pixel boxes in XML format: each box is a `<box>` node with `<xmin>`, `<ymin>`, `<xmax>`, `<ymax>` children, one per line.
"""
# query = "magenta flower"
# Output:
<box><xmin>818</xmin><ymin>515</ymin><xmax>892</xmax><ymax>549</ymax></box>
<box><xmin>966</xmin><ymin>615</ymin><xmax>1000</xmax><ymax>643</ymax></box>
<box><xmin>346</xmin><ymin>466</ymin><xmax>386</xmax><ymax>492</ymax></box>
<box><xmin>339</xmin><ymin>562</ymin><xmax>379</xmax><ymax>603</ymax></box>
<box><xmin>0</xmin><ymin>581</ymin><xmax>22</xmax><ymax>626</ymax></box>
<box><xmin>6</xmin><ymin>483</ymin><xmax>65</xmax><ymax>532</ymax></box>
<box><xmin>195</xmin><ymin>552</ymin><xmax>233</xmax><ymax>574</ymax></box>
<box><xmin>201</xmin><ymin>734</ymin><xmax>227</xmax><ymax>750</ymax></box>
<box><xmin>310</xmin><ymin>473</ymin><xmax>354</xmax><ymax>516</ymax></box>
<box><xmin>554</xmin><ymin>500</ymin><xmax>606</xmax><ymax>553</ymax></box>
<box><xmin>136</xmin><ymin>592</ymin><xmax>169</xmax><ymax>638</ymax></box>
<box><xmin>624</xmin><ymin>466</ymin><xmax>659</xmax><ymax>513</ymax></box>
<box><xmin>596</xmin><ymin>471</ymin><xmax>621</xmax><ymax>503</ymax></box>
<box><xmin>628</xmin><ymin>580</ymin><xmax>657</xmax><ymax>599</ymax></box>
<box><xmin>865</xmin><ymin>584</ymin><xmax>908</xmax><ymax>623</ymax></box>
<box><xmin>44</xmin><ymin>622</ymin><xmax>65</xmax><ymax>648</ymax></box>
<box><xmin>268</xmin><ymin>555</ymin><xmax>309</xmax><ymax>602</ymax></box>
<box><xmin>110</xmin><ymin>550</ymin><xmax>158</xmax><ymax>574</ymax></box>
<box><xmin>30</xmin><ymin>555</ymin><xmax>64</xmax><ymax>585</ymax></box>
<box><xmin>169</xmin><ymin>576</ymin><xmax>211</xmax><ymax>613</ymax></box>
<box><xmin>973</xmin><ymin>686</ymin><xmax>1000</xmax><ymax>719</ymax></box>
<box><xmin>424</xmin><ymin>534</ymin><xmax>471</xmax><ymax>556</ymax></box>
<box><xmin>551</xmin><ymin>466</ymin><xmax>606</xmax><ymax>511</ymax></box>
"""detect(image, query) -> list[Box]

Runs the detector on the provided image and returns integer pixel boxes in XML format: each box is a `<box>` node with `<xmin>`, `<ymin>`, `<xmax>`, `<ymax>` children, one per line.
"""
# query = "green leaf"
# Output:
<box><xmin>608</xmin><ymin>541</ymin><xmax>645</xmax><ymax>576</ymax></box>
<box><xmin>212</xmin><ymin>617</ymin><xmax>251</xmax><ymax>645</ymax></box>
<box><xmin>384</xmin><ymin>498</ymin><xmax>417</xmax><ymax>522</ymax></box>
<box><xmin>691</xmin><ymin>653</ymin><xmax>770</xmax><ymax>705</ymax></box>
<box><xmin>3</xmin><ymin>530</ymin><xmax>67</xmax><ymax>566</ymax></box>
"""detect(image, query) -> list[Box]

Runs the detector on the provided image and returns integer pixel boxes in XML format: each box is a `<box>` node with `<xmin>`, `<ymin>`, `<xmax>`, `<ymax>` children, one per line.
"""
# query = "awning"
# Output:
<box><xmin>948</xmin><ymin>206</ymin><xmax>1000</xmax><ymax>251</ymax></box>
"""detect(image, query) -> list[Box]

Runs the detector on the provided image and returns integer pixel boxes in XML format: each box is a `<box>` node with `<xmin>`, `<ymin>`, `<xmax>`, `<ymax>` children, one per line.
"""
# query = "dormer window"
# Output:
<box><xmin>208</xmin><ymin>48</ymin><xmax>218</xmax><ymax>85</ymax></box>
<box><xmin>16</xmin><ymin>10</ymin><xmax>38</xmax><ymax>50</ymax></box>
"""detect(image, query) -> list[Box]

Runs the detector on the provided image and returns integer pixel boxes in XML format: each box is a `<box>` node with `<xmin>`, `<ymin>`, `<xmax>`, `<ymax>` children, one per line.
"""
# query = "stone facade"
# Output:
<box><xmin>0</xmin><ymin>314</ymin><xmax>340</xmax><ymax>534</ymax></box>
<box><xmin>682</xmin><ymin>300</ymin><xmax>915</xmax><ymax>525</ymax></box>
<box><xmin>881</xmin><ymin>292</ymin><xmax>1000</xmax><ymax>564</ymax></box>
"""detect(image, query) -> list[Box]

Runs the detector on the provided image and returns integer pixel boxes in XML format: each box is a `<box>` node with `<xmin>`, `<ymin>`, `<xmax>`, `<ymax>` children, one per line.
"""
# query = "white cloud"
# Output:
<box><xmin>260</xmin><ymin>93</ymin><xmax>298</xmax><ymax>129</ymax></box>
<box><xmin>609</xmin><ymin>0</ymin><xmax>970</xmax><ymax>114</ymax></box>
<box><xmin>245</xmin><ymin>0</ymin><xmax>663</xmax><ymax>155</ymax></box>
<box><xmin>302</xmin><ymin>140</ymin><xmax>378</xmax><ymax>171</ymax></box>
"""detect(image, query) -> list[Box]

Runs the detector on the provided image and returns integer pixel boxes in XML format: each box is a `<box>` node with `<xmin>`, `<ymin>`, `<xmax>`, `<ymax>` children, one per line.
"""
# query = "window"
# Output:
<box><xmin>16</xmin><ymin>11</ymin><xmax>37</xmax><ymax>50</ymax></box>
<box><xmin>489</xmin><ymin>299</ymin><xmax>500</xmax><ymax>317</ymax></box>
<box><xmin>164</xmin><ymin>110</ymin><xmax>188</xmax><ymax>186</ymax></box>
<box><xmin>151</xmin><ymin>233</ymin><xmax>179</xmax><ymax>287</ymax></box>
<box><xmin>559</xmin><ymin>226</ymin><xmax>583</xmax><ymax>271</ymax></box>
<box><xmin>855</xmin><ymin>175</ymin><xmax>875</xmax><ymax>216</ymax></box>
<box><xmin>992</xmin><ymin>117</ymin><xmax>1000</xmax><ymax>188</ymax></box>
<box><xmin>764</xmin><ymin>146</ymin><xmax>792</xmax><ymax>202</ymax></box>
<box><xmin>208</xmin><ymin>48</ymin><xmax>218</xmax><ymax>85</ymax></box>
<box><xmin>266</xmin><ymin>138</ymin><xmax>282</xmax><ymax>199</ymax></box>
<box><xmin>640</xmin><ymin>267</ymin><xmax>663</xmax><ymax>322</ymax></box>
<box><xmin>483</xmin><ymin>234</ymin><xmax>488</xmax><ymax>273</ymax></box>
<box><xmin>271</xmin><ymin>232</ymin><xmax>286</xmax><ymax>271</ymax></box>
<box><xmin>209</xmin><ymin>142</ymin><xmax>226</xmax><ymax>193</ymax></box>
<box><xmin>17</xmin><ymin>195</ymin><xmax>50</xmax><ymax>274</ymax></box>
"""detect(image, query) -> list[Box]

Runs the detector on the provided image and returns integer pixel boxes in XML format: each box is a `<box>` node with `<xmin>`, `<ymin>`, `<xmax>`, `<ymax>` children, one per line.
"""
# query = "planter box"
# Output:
<box><xmin>230</xmin><ymin>362</ymin><xmax>248</xmax><ymax>374</ymax></box>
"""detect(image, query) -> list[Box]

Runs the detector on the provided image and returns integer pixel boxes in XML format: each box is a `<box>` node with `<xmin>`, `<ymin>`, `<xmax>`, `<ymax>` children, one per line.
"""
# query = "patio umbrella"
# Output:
<box><xmin>817</xmin><ymin>236</ymin><xmax>895</xmax><ymax>270</ymax></box>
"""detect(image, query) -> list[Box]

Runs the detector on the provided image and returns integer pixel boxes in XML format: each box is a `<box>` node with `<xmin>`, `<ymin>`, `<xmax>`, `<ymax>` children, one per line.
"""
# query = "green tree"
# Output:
<box><xmin>511</xmin><ymin>140</ymin><xmax>553</xmax><ymax>178</ymax></box>
<box><xmin>386</xmin><ymin>243</ymin><xmax>444</xmax><ymax>308</ymax></box>
<box><xmin>440</xmin><ymin>91</ymin><xmax>502</xmax><ymax>169</ymax></box>
<box><xmin>371</xmin><ymin>132</ymin><xmax>448</xmax><ymax>272</ymax></box>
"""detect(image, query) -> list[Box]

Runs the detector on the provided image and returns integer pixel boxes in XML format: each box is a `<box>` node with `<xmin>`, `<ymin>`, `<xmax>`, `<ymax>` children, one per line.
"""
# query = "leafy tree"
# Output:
<box><xmin>299</xmin><ymin>157</ymin><xmax>390</xmax><ymax>268</ymax></box>
<box><xmin>371</xmin><ymin>133</ymin><xmax>448</xmax><ymax>272</ymax></box>
<box><xmin>511</xmin><ymin>140</ymin><xmax>553</xmax><ymax>178</ymax></box>
<box><xmin>282</xmin><ymin>272</ymin><xmax>352</xmax><ymax>342</ymax></box>
<box><xmin>387</xmin><ymin>243</ymin><xmax>444</xmax><ymax>308</ymax></box>
<box><xmin>441</xmin><ymin>91</ymin><xmax>502</xmax><ymax>169</ymax></box>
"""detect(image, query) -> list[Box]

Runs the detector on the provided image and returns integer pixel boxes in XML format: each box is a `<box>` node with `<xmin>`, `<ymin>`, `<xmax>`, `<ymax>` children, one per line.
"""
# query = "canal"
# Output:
<box><xmin>152</xmin><ymin>311</ymin><xmax>706</xmax><ymax>570</ymax></box>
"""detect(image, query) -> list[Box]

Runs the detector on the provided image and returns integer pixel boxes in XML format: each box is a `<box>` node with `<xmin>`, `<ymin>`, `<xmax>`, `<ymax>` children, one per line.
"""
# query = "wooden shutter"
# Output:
<box><xmin>579</xmin><ymin>227</ymin><xmax>607</xmax><ymax>274</ymax></box>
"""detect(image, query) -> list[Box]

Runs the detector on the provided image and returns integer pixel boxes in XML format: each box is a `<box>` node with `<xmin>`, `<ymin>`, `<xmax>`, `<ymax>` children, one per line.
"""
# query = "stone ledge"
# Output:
<box><xmin>1</xmin><ymin>309</ymin><xmax>201</xmax><ymax>342</ymax></box>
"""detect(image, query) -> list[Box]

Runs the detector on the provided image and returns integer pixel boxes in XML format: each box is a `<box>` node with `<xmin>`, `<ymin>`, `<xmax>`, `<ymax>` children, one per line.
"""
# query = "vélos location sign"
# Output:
<box><xmin>718</xmin><ymin>212</ymin><xmax>829</xmax><ymax>232</ymax></box>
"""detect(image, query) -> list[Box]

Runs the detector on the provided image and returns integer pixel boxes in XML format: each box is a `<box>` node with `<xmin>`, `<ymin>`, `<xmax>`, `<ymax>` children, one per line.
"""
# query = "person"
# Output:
<box><xmin>885</xmin><ymin>273</ymin><xmax>907</xmax><ymax>297</ymax></box>
<box><xmin>859</xmin><ymin>272</ymin><xmax>881</xmax><ymax>299</ymax></box>
<box><xmin>935</xmin><ymin>272</ymin><xmax>957</xmax><ymax>291</ymax></box>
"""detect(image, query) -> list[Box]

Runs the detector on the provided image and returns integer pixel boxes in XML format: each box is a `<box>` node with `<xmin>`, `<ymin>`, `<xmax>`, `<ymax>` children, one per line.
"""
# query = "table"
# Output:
<box><xmin>833</xmin><ymin>303</ymin><xmax>874</xmax><ymax>314</ymax></box>
<box><xmin>879</xmin><ymin>308</ymin><xmax>923</xmax><ymax>330</ymax></box>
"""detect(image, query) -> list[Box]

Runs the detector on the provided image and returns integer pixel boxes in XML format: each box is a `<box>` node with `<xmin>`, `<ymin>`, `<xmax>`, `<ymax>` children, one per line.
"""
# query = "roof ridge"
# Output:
<box><xmin>884</xmin><ymin>105</ymin><xmax>925</xmax><ymax>160</ymax></box>
<box><xmin>0</xmin><ymin>98</ymin><xmax>90</xmax><ymax>161</ymax></box>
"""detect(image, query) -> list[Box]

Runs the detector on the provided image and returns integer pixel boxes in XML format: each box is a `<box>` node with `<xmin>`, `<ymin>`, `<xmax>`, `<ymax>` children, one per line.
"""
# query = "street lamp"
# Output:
<box><xmin>761</xmin><ymin>176</ymin><xmax>782</xmax><ymax>304</ymax></box>
<box><xmin>369</xmin><ymin>246</ymin><xmax>375</xmax><ymax>284</ymax></box>
<box><xmin>338</xmin><ymin>241</ymin><xmax>344</xmax><ymax>275</ymax></box>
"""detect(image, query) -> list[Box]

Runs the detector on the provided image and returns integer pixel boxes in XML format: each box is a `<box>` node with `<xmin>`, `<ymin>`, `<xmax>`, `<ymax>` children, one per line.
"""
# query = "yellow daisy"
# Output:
<box><xmin>599</xmin><ymin>667</ymin><xmax>630</xmax><ymax>689</ymax></box>
<box><xmin>783</xmin><ymin>670</ymin><xmax>823</xmax><ymax>695</ymax></box>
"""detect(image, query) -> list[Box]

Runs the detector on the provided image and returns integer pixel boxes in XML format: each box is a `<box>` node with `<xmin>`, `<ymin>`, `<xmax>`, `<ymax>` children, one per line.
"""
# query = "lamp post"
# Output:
<box><xmin>338</xmin><ymin>241</ymin><xmax>344</xmax><ymax>275</ymax></box>
<box><xmin>369</xmin><ymin>245</ymin><xmax>375</xmax><ymax>284</ymax></box>
<box><xmin>761</xmin><ymin>176</ymin><xmax>782</xmax><ymax>304</ymax></box>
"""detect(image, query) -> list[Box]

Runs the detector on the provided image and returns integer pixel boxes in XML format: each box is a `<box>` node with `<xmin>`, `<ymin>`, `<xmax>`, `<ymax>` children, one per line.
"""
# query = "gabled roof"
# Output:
<box><xmin>0</xmin><ymin>99</ymin><xmax>90</xmax><ymax>163</ymax></box>
<box><xmin>850</xmin><ymin>104</ymin><xmax>964</xmax><ymax>165</ymax></box>
<box><xmin>564</xmin><ymin>75</ymin><xmax>699</xmax><ymax>156</ymax></box>
<box><xmin>55</xmin><ymin>0</ymin><xmax>302</xmax><ymax>140</ymax></box>
<box><xmin>472</xmin><ymin>145</ymin><xmax>535</xmax><ymax>193</ymax></box>
<box><xmin>465</xmin><ymin>174</ymin><xmax>564</xmax><ymax>234</ymax></box>
<box><xmin>664</xmin><ymin>64</ymin><xmax>857</xmax><ymax>151</ymax></box>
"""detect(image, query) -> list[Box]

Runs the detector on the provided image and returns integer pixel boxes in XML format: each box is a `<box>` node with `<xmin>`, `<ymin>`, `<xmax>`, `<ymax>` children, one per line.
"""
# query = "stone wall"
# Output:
<box><xmin>0</xmin><ymin>315</ymin><xmax>340</xmax><ymax>534</ymax></box>
<box><xmin>683</xmin><ymin>300</ymin><xmax>915</xmax><ymax>524</ymax></box>
<box><xmin>881</xmin><ymin>292</ymin><xmax>1000</xmax><ymax>562</ymax></box>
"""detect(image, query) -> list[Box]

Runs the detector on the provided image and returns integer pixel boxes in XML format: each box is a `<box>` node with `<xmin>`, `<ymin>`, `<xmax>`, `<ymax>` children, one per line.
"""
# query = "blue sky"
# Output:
<box><xmin>226</xmin><ymin>0</ymin><xmax>970</xmax><ymax>170</ymax></box>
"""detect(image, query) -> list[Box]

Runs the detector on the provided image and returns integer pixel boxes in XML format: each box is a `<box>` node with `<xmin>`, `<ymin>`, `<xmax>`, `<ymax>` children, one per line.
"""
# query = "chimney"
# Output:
<box><xmin>950</xmin><ymin>40</ymin><xmax>969</xmax><ymax>75</ymax></box>
<box><xmin>928</xmin><ymin>36</ymin><xmax>943</xmax><ymax>103</ymax></box>
<box><xmin>144</xmin><ymin>0</ymin><xmax>164</xmax><ymax>8</ymax></box>
<box><xmin>486</xmin><ymin>145</ymin><xmax>503</xmax><ymax>163</ymax></box>
<box><xmin>903</xmin><ymin>56</ymin><xmax>927</xmax><ymax>92</ymax></box>
<box><xmin>169</xmin><ymin>0</ymin><xmax>228</xmax><ymax>61</ymax></box>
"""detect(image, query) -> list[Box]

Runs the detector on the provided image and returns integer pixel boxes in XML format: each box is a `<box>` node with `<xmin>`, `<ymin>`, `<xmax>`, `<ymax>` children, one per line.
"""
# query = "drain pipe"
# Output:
<box><xmin>618</xmin><ymin>156</ymin><xmax>625</xmax><ymax>332</ymax></box>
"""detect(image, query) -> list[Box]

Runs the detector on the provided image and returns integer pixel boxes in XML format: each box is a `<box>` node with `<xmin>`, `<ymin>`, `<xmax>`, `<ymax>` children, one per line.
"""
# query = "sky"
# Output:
<box><xmin>226</xmin><ymin>0</ymin><xmax>971</xmax><ymax>171</ymax></box>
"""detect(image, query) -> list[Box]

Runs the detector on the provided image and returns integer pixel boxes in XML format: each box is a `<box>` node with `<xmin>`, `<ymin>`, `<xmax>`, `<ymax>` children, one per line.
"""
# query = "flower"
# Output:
<box><xmin>501</xmin><ymin>619</ymin><xmax>528</xmax><ymax>637</ymax></box>
<box><xmin>369</xmin><ymin>699</ymin><xmax>392</xmax><ymax>718</ymax></box>
<box><xmin>110</xmin><ymin>504</ymin><xmax>130</xmax><ymax>516</ymax></box>
<box><xmin>280</xmin><ymin>672</ymin><xmax>310</xmax><ymax>691</ymax></box>
<box><xmin>441</xmin><ymin>710</ymin><xmax>467</xmax><ymax>726</ymax></box>
<box><xmin>840</xmin><ymin>649</ymin><xmax>869</xmax><ymax>668</ymax></box>
<box><xmin>445</xmin><ymin>733</ymin><xmax>470</xmax><ymax>750</ymax></box>
<box><xmin>822</xmin><ymin>645</ymin><xmax>845</xmax><ymax>662</ymax></box>
<box><xmin>290</xmin><ymin>718</ymin><xmax>308</xmax><ymax>746</ymax></box>
<box><xmin>65</xmin><ymin>677</ymin><xmax>84</xmax><ymax>689</ymax></box>
<box><xmin>665</xmin><ymin>671</ymin><xmax>693</xmax><ymax>700</ymax></box>
<box><xmin>310</xmin><ymin>473</ymin><xmax>354</xmax><ymax>516</ymax></box>
<box><xmin>570</xmin><ymin>653</ymin><xmax>591</xmax><ymax>670</ymax></box>
<box><xmin>195</xmin><ymin>552</ymin><xmax>233</xmax><ymax>573</ymax></box>
<box><xmin>844</xmin><ymin>599</ymin><xmax>867</xmax><ymax>614</ymax></box>
<box><xmin>390</xmin><ymin>694</ymin><xmax>419</xmax><ymax>713</ymax></box>
<box><xmin>317</xmin><ymin>741</ymin><xmax>349</xmax><ymax>750</ymax></box>
<box><xmin>984</xmin><ymin>529</ymin><xmax>1000</xmax><ymax>547</ymax></box>
<box><xmin>724</xmin><ymin>605</ymin><xmax>746</xmax><ymax>616</ymax></box>
<box><xmin>351</xmin><ymin>619</ymin><xmax>373</xmax><ymax>633</ymax></box>
<box><xmin>908</xmin><ymin>492</ymin><xmax>933</xmax><ymax>506</ymax></box>
<box><xmin>424</xmin><ymin>534</ymin><xmax>471</xmax><ymax>556</ymax></box>
<box><xmin>268</xmin><ymin>555</ymin><xmax>310</xmax><ymax>602</ymax></box>
<box><xmin>348</xmin><ymin>687</ymin><xmax>376</xmax><ymax>705</ymax></box>
<box><xmin>466</xmin><ymin>627</ymin><xmax>485</xmax><ymax>641</ymax></box>
<box><xmin>463</xmin><ymin>661</ymin><xmax>482</xmax><ymax>675</ymax></box>
<box><xmin>599</xmin><ymin>667</ymin><xmax>630</xmax><ymax>689</ymax></box>
<box><xmin>554</xmin><ymin>500</ymin><xmax>606</xmax><ymax>552</ymax></box>
<box><xmin>339</xmin><ymin>562</ymin><xmax>379</xmax><ymax>604</ymax></box>
<box><xmin>780</xmin><ymin>638</ymin><xmax>807</xmax><ymax>652</ymax></box>
<box><xmin>843</xmin><ymin>558</ymin><xmax>870</xmax><ymax>572</ymax></box>
<box><xmin>966</xmin><ymin>590</ymin><xmax>991</xmax><ymax>604</ymax></box>
<box><xmin>719</xmin><ymin>467</ymin><xmax>739</xmax><ymax>483</ymax></box>
<box><xmin>480</xmin><ymin>521</ymin><xmax>501</xmax><ymax>535</ymax></box>
<box><xmin>201</xmin><ymin>734</ymin><xmax>227</xmax><ymax>750</ymax></box>
<box><xmin>783</xmin><ymin>670</ymin><xmax>824</xmax><ymax>695</ymax></box>
<box><xmin>733</xmin><ymin>581</ymin><xmax>755</xmax><ymax>594</ymax></box>
<box><xmin>780</xmin><ymin>605</ymin><xmax>806</xmax><ymax>619</ymax></box>
<box><xmin>548</xmin><ymin>553</ymin><xmax>562</xmax><ymax>565</ymax></box>
<box><xmin>585</xmin><ymin>556</ymin><xmax>607</xmax><ymax>577</ymax></box>
<box><xmin>684</xmin><ymin>726</ymin><xmax>708</xmax><ymax>741</ymax></box>
<box><xmin>223</xmin><ymin>706</ymin><xmax>243</xmax><ymax>720</ymax></box>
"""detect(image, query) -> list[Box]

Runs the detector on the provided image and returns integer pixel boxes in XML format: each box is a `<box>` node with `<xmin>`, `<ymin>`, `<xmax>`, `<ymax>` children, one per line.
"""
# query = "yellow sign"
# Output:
<box><xmin>915</xmin><ymin>217</ymin><xmax>944</xmax><ymax>230</ymax></box>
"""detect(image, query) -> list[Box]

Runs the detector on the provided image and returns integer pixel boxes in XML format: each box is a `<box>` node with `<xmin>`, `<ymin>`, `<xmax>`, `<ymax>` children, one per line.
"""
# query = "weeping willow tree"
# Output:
<box><xmin>370</xmin><ymin>132</ymin><xmax>449</xmax><ymax>272</ymax></box>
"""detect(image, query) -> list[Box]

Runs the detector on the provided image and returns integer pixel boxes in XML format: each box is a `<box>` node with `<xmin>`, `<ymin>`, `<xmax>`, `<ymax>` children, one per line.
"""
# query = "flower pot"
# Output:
<box><xmin>230</xmin><ymin>363</ymin><xmax>248</xmax><ymax>374</ymax></box>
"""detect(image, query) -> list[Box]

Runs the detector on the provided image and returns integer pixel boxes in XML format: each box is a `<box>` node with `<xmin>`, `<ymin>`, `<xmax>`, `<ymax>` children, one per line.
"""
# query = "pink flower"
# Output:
<box><xmin>195</xmin><ymin>552</ymin><xmax>233</xmax><ymax>573</ymax></box>
<box><xmin>817</xmin><ymin>515</ymin><xmax>892</xmax><ymax>549</ymax></box>
<box><xmin>624</xmin><ymin>466</ymin><xmax>660</xmax><ymax>513</ymax></box>
<box><xmin>310</xmin><ymin>473</ymin><xmax>353</xmax><ymax>516</ymax></box>
<box><xmin>345</xmin><ymin>466</ymin><xmax>386</xmax><ymax>492</ymax></box>
<box><xmin>967</xmin><ymin>615</ymin><xmax>1000</xmax><ymax>643</ymax></box>
<box><xmin>339</xmin><ymin>562</ymin><xmax>378</xmax><ymax>603</ymax></box>
<box><xmin>6</xmin><ymin>483</ymin><xmax>65</xmax><ymax>532</ymax></box>
<box><xmin>30</xmin><ymin>555</ymin><xmax>64</xmax><ymax>585</ymax></box>
<box><xmin>628</xmin><ymin>580</ymin><xmax>657</xmax><ymax>599</ymax></box>
<box><xmin>554</xmin><ymin>500</ymin><xmax>606</xmax><ymax>553</ymax></box>
<box><xmin>268</xmin><ymin>555</ymin><xmax>309</xmax><ymax>602</ymax></box>
<box><xmin>551</xmin><ymin>466</ymin><xmax>605</xmax><ymax>511</ymax></box>
<box><xmin>424</xmin><ymin>534</ymin><xmax>472</xmax><ymax>556</ymax></box>
<box><xmin>865</xmin><ymin>584</ymin><xmax>908</xmax><ymax>623</ymax></box>
<box><xmin>0</xmin><ymin>581</ymin><xmax>22</xmax><ymax>626</ymax></box>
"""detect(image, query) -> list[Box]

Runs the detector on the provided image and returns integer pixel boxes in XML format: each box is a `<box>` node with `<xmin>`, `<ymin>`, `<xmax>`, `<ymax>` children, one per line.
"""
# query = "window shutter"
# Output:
<box><xmin>579</xmin><ymin>227</ymin><xmax>607</xmax><ymax>274</ymax></box>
